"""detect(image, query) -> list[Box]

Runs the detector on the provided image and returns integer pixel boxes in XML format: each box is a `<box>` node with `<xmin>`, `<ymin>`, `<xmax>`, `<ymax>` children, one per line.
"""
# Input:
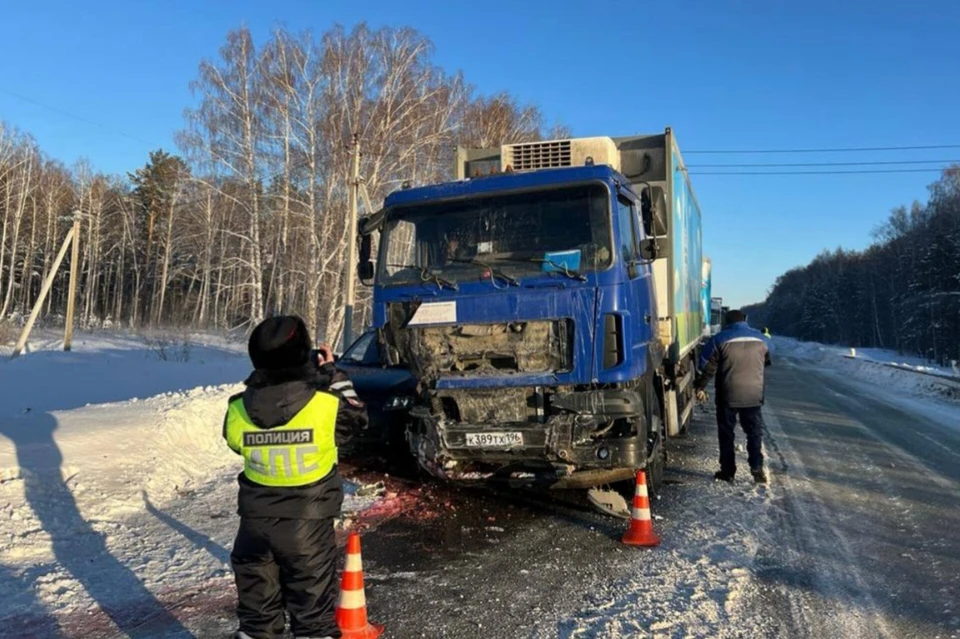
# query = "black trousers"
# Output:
<box><xmin>231</xmin><ymin>517</ymin><xmax>341</xmax><ymax>639</ymax></box>
<box><xmin>717</xmin><ymin>404</ymin><xmax>764</xmax><ymax>476</ymax></box>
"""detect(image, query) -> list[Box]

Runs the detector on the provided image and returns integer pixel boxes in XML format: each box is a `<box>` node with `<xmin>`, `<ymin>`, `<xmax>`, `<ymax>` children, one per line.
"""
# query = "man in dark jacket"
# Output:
<box><xmin>694</xmin><ymin>309</ymin><xmax>771</xmax><ymax>484</ymax></box>
<box><xmin>223</xmin><ymin>315</ymin><xmax>368</xmax><ymax>639</ymax></box>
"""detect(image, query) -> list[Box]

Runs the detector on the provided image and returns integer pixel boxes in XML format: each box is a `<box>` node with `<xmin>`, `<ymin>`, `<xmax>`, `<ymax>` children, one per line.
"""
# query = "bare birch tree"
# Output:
<box><xmin>0</xmin><ymin>24</ymin><xmax>566</xmax><ymax>338</ymax></box>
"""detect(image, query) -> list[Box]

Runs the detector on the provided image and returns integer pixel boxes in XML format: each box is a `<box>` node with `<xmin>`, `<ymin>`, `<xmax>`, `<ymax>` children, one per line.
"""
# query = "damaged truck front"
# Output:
<box><xmin>357</xmin><ymin>130</ymin><xmax>706</xmax><ymax>503</ymax></box>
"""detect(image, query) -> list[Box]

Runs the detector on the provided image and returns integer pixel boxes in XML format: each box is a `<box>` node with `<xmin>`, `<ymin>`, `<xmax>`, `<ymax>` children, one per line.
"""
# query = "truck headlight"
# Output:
<box><xmin>384</xmin><ymin>395</ymin><xmax>413</xmax><ymax>410</ymax></box>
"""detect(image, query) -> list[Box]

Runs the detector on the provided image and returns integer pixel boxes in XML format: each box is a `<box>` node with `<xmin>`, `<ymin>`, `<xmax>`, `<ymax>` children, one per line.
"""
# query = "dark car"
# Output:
<box><xmin>335</xmin><ymin>329</ymin><xmax>416</xmax><ymax>450</ymax></box>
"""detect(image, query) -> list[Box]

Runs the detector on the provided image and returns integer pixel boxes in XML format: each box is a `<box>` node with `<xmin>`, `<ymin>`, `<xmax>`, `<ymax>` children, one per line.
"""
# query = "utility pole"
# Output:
<box><xmin>11</xmin><ymin>223</ymin><xmax>77</xmax><ymax>358</ymax></box>
<box><xmin>342</xmin><ymin>133</ymin><xmax>361</xmax><ymax>351</ymax></box>
<box><xmin>64</xmin><ymin>211</ymin><xmax>81</xmax><ymax>351</ymax></box>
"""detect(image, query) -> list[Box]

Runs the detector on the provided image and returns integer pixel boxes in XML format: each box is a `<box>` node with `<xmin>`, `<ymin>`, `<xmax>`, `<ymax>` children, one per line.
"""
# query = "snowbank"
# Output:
<box><xmin>773</xmin><ymin>337</ymin><xmax>960</xmax><ymax>434</ymax></box>
<box><xmin>773</xmin><ymin>336</ymin><xmax>958</xmax><ymax>376</ymax></box>
<box><xmin>774</xmin><ymin>337</ymin><xmax>960</xmax><ymax>404</ymax></box>
<box><xmin>0</xmin><ymin>330</ymin><xmax>249</xmax><ymax>417</ymax></box>
<box><xmin>0</xmin><ymin>331</ymin><xmax>387</xmax><ymax>637</ymax></box>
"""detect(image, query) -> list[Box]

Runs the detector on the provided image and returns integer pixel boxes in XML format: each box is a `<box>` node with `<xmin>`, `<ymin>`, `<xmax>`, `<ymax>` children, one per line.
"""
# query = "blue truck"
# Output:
<box><xmin>356</xmin><ymin>129</ymin><xmax>707</xmax><ymax>511</ymax></box>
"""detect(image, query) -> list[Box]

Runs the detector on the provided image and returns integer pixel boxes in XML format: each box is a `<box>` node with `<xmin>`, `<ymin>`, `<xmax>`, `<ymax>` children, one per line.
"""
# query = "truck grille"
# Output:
<box><xmin>386</xmin><ymin>311</ymin><xmax>574</xmax><ymax>381</ymax></box>
<box><xmin>506</xmin><ymin>140</ymin><xmax>572</xmax><ymax>171</ymax></box>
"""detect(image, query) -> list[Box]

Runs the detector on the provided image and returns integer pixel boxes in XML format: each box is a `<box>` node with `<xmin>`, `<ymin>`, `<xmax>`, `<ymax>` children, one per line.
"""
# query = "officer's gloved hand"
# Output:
<box><xmin>695</xmin><ymin>389</ymin><xmax>708</xmax><ymax>403</ymax></box>
<box><xmin>316</xmin><ymin>344</ymin><xmax>334</xmax><ymax>364</ymax></box>
<box><xmin>310</xmin><ymin>344</ymin><xmax>335</xmax><ymax>368</ymax></box>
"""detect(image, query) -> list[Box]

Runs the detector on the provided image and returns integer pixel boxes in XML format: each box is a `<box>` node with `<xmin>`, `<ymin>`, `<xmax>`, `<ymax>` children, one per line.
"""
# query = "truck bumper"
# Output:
<box><xmin>410</xmin><ymin>388</ymin><xmax>649</xmax><ymax>482</ymax></box>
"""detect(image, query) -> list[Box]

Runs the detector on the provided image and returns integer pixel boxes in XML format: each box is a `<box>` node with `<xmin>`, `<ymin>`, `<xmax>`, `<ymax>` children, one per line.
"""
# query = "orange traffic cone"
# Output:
<box><xmin>335</xmin><ymin>531</ymin><xmax>384</xmax><ymax>639</ymax></box>
<box><xmin>621</xmin><ymin>470</ymin><xmax>660</xmax><ymax>547</ymax></box>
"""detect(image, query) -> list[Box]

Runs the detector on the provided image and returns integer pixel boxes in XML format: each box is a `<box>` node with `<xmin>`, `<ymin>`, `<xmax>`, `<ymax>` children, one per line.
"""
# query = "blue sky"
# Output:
<box><xmin>2</xmin><ymin>0</ymin><xmax>959</xmax><ymax>307</ymax></box>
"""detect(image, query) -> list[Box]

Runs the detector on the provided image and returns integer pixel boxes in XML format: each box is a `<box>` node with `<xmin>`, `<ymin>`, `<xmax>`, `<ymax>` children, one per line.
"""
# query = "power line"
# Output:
<box><xmin>684</xmin><ymin>143</ymin><xmax>960</xmax><ymax>155</ymax></box>
<box><xmin>4</xmin><ymin>86</ymin><xmax>956</xmax><ymax>183</ymax></box>
<box><xmin>690</xmin><ymin>168</ymin><xmax>955</xmax><ymax>175</ymax></box>
<box><xmin>688</xmin><ymin>159</ymin><xmax>960</xmax><ymax>168</ymax></box>
<box><xmin>0</xmin><ymin>87</ymin><xmax>160</xmax><ymax>148</ymax></box>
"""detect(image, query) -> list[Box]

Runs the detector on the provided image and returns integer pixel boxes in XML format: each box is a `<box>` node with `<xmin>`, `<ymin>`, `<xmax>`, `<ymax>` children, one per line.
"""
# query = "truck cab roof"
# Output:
<box><xmin>384</xmin><ymin>165</ymin><xmax>638</xmax><ymax>208</ymax></box>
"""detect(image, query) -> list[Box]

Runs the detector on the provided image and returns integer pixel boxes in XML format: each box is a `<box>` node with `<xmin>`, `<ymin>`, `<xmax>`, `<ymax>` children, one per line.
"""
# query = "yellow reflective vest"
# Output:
<box><xmin>224</xmin><ymin>392</ymin><xmax>339</xmax><ymax>487</ymax></box>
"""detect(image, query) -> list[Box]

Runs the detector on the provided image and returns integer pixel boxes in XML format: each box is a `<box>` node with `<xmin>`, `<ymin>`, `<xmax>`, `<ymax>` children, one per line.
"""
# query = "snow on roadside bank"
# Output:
<box><xmin>0</xmin><ymin>332</ymin><xmax>387</xmax><ymax>636</ymax></box>
<box><xmin>771</xmin><ymin>336</ymin><xmax>957</xmax><ymax>375</ymax></box>
<box><xmin>773</xmin><ymin>337</ymin><xmax>960</xmax><ymax>409</ymax></box>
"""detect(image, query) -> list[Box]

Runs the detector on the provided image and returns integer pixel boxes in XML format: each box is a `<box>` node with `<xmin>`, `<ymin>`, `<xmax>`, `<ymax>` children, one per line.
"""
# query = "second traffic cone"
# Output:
<box><xmin>335</xmin><ymin>531</ymin><xmax>384</xmax><ymax>639</ymax></box>
<box><xmin>621</xmin><ymin>469</ymin><xmax>660</xmax><ymax>547</ymax></box>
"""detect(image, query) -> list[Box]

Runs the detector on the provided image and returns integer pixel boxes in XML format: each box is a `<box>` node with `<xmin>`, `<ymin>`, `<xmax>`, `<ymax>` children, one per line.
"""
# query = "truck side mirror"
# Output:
<box><xmin>640</xmin><ymin>238</ymin><xmax>660</xmax><ymax>260</ymax></box>
<box><xmin>359</xmin><ymin>233</ymin><xmax>372</xmax><ymax>262</ymax></box>
<box><xmin>357</xmin><ymin>260</ymin><xmax>375</xmax><ymax>284</ymax></box>
<box><xmin>357</xmin><ymin>233</ymin><xmax>374</xmax><ymax>284</ymax></box>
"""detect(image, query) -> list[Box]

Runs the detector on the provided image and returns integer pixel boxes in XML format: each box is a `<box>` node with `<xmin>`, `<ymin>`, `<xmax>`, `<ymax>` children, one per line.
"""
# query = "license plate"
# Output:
<box><xmin>465</xmin><ymin>432</ymin><xmax>523</xmax><ymax>448</ymax></box>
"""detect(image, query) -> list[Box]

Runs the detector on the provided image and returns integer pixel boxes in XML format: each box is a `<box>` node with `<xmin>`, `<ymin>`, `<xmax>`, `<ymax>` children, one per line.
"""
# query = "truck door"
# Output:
<box><xmin>615</xmin><ymin>193</ymin><xmax>656</xmax><ymax>370</ymax></box>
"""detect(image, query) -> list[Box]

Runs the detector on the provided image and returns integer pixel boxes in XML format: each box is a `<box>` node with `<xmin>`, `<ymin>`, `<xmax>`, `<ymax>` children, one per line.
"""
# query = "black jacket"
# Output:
<box><xmin>694</xmin><ymin>321</ymin><xmax>771</xmax><ymax>408</ymax></box>
<box><xmin>225</xmin><ymin>362</ymin><xmax>369</xmax><ymax>519</ymax></box>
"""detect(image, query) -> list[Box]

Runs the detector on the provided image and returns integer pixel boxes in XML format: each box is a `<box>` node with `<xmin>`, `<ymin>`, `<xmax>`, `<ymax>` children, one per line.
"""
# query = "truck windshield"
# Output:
<box><xmin>378</xmin><ymin>184</ymin><xmax>612</xmax><ymax>286</ymax></box>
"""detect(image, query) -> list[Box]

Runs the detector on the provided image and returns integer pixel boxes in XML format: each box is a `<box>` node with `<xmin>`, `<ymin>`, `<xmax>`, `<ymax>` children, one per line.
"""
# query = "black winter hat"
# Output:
<box><xmin>248</xmin><ymin>315</ymin><xmax>312</xmax><ymax>370</ymax></box>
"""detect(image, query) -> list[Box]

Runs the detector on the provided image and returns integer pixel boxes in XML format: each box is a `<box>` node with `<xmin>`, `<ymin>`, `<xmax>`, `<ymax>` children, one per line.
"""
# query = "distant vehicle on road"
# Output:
<box><xmin>335</xmin><ymin>329</ymin><xmax>416</xmax><ymax>451</ymax></box>
<box><xmin>710</xmin><ymin>297</ymin><xmax>723</xmax><ymax>336</ymax></box>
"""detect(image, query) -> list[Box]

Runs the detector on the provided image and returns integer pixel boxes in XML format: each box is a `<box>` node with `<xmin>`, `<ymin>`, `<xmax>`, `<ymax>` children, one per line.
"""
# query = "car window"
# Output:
<box><xmin>340</xmin><ymin>331</ymin><xmax>379</xmax><ymax>365</ymax></box>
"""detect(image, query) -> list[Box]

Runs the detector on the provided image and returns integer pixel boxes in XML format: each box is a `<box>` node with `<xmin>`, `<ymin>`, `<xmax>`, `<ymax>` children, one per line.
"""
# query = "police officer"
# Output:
<box><xmin>694</xmin><ymin>309</ymin><xmax>771</xmax><ymax>484</ymax></box>
<box><xmin>224</xmin><ymin>315</ymin><xmax>368</xmax><ymax>639</ymax></box>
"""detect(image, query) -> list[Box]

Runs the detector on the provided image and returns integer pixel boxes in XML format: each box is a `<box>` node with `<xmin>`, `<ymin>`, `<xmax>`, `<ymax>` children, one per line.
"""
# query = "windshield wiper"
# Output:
<box><xmin>448</xmin><ymin>259</ymin><xmax>520</xmax><ymax>288</ymax></box>
<box><xmin>386</xmin><ymin>264</ymin><xmax>458</xmax><ymax>291</ymax></box>
<box><xmin>528</xmin><ymin>257</ymin><xmax>588</xmax><ymax>282</ymax></box>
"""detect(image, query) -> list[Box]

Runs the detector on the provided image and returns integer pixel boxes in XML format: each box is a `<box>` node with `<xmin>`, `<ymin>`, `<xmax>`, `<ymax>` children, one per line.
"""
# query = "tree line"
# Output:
<box><xmin>745</xmin><ymin>168</ymin><xmax>960</xmax><ymax>363</ymax></box>
<box><xmin>0</xmin><ymin>23</ymin><xmax>567</xmax><ymax>344</ymax></box>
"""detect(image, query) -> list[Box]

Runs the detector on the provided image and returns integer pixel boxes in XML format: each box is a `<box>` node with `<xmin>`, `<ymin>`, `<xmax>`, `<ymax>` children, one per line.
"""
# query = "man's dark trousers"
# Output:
<box><xmin>717</xmin><ymin>404</ymin><xmax>764</xmax><ymax>476</ymax></box>
<box><xmin>231</xmin><ymin>516</ymin><xmax>341</xmax><ymax>639</ymax></box>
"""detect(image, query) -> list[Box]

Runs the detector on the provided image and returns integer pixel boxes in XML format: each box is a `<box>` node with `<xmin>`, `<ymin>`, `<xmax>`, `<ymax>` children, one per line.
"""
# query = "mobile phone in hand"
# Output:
<box><xmin>311</xmin><ymin>344</ymin><xmax>334</xmax><ymax>366</ymax></box>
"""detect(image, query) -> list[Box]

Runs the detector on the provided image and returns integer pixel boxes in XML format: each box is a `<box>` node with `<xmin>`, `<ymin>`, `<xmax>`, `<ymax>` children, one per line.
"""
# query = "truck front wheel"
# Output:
<box><xmin>646</xmin><ymin>414</ymin><xmax>666</xmax><ymax>497</ymax></box>
<box><xmin>647</xmin><ymin>375</ymin><xmax>667</xmax><ymax>496</ymax></box>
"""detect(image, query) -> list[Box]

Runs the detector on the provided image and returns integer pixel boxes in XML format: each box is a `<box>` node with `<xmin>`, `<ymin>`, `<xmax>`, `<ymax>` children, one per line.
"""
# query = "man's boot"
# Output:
<box><xmin>751</xmin><ymin>468</ymin><xmax>768</xmax><ymax>484</ymax></box>
<box><xmin>714</xmin><ymin>470</ymin><xmax>735</xmax><ymax>483</ymax></box>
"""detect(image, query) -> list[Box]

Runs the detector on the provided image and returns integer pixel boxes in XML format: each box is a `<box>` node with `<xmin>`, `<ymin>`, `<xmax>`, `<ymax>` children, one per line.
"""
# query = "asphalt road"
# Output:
<box><xmin>746</xmin><ymin>354</ymin><xmax>960</xmax><ymax>639</ymax></box>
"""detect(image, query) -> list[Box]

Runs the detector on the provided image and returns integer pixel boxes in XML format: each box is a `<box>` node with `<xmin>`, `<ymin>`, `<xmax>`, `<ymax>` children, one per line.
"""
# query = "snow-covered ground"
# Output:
<box><xmin>2</xmin><ymin>330</ymin><xmax>957</xmax><ymax>638</ymax></box>
<box><xmin>552</xmin><ymin>401</ymin><xmax>778</xmax><ymax>639</ymax></box>
<box><xmin>773</xmin><ymin>336</ymin><xmax>960</xmax><ymax>414</ymax></box>
<box><xmin>0</xmin><ymin>331</ymin><xmax>387</xmax><ymax>638</ymax></box>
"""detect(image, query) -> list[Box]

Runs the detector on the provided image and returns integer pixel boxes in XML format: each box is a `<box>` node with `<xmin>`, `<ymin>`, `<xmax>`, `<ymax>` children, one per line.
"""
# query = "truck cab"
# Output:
<box><xmin>358</xmin><ymin>131</ymin><xmax>705</xmax><ymax>493</ymax></box>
